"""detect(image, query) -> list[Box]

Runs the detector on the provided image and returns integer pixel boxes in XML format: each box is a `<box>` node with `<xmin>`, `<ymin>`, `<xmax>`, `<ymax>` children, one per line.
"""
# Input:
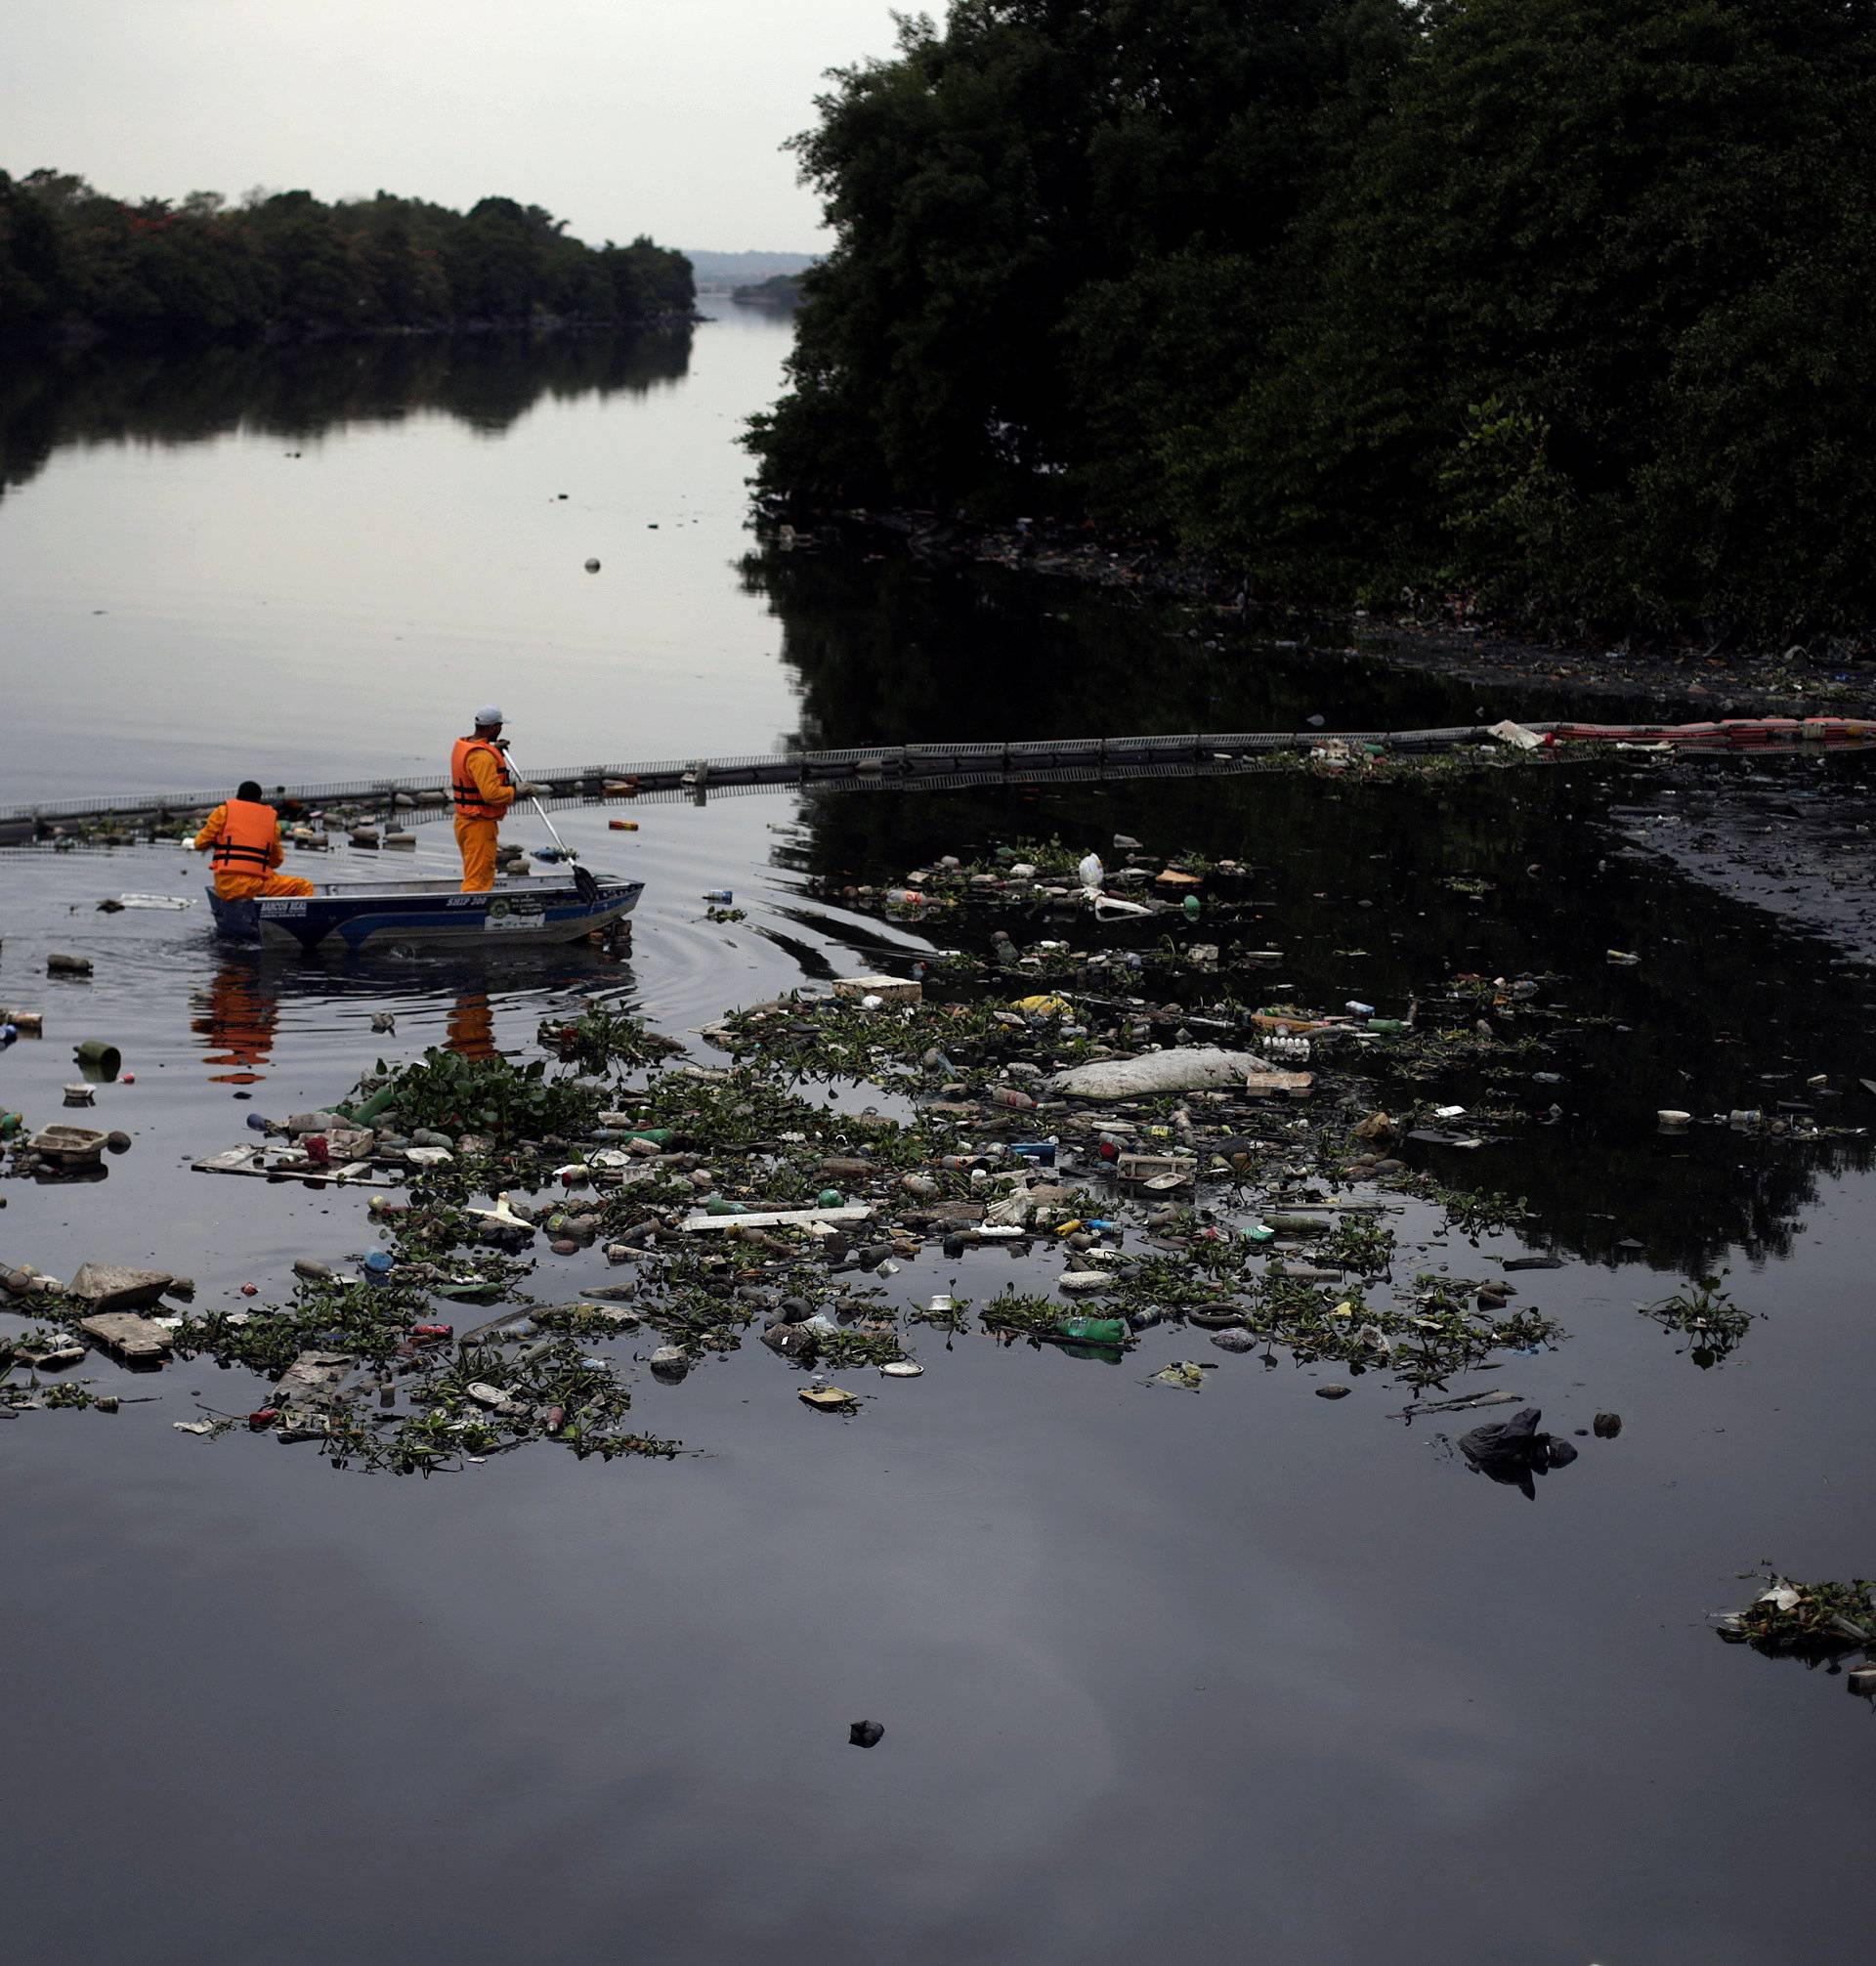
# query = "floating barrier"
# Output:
<box><xmin>4</xmin><ymin>717</ymin><xmax>1871</xmax><ymax>837</ymax></box>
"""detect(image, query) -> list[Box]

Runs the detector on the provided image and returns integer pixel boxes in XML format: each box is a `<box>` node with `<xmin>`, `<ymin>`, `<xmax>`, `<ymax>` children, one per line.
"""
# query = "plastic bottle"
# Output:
<box><xmin>338</xmin><ymin>1083</ymin><xmax>399</xmax><ymax>1126</ymax></box>
<box><xmin>886</xmin><ymin>889</ymin><xmax>923</xmax><ymax>907</ymax></box>
<box><xmin>1053</xmin><ymin>1315</ymin><xmax>1129</xmax><ymax>1346</ymax></box>
<box><xmin>1077</xmin><ymin>853</ymin><xmax>1104</xmax><ymax>889</ymax></box>
<box><xmin>1182</xmin><ymin>895</ymin><xmax>1201</xmax><ymax>919</ymax></box>
<box><xmin>991</xmin><ymin>1087</ymin><xmax>1036</xmax><ymax>1110</ymax></box>
<box><xmin>702</xmin><ymin>888</ymin><xmax>734</xmax><ymax>903</ymax></box>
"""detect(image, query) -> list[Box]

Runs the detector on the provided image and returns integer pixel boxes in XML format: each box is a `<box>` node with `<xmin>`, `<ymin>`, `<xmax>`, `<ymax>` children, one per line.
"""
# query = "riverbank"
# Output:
<box><xmin>17</xmin><ymin>307</ymin><xmax>702</xmax><ymax>356</ymax></box>
<box><xmin>797</xmin><ymin>508</ymin><xmax>1876</xmax><ymax>721</ymax></box>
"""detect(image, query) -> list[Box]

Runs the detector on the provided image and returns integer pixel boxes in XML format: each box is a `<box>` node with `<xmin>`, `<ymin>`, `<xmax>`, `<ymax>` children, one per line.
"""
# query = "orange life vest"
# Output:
<box><xmin>450</xmin><ymin>736</ymin><xmax>512</xmax><ymax>820</ymax></box>
<box><xmin>210</xmin><ymin>797</ymin><xmax>280</xmax><ymax>874</ymax></box>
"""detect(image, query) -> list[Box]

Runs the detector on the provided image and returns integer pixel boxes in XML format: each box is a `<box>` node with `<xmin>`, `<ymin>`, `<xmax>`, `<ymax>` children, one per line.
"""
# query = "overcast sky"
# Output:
<box><xmin>2</xmin><ymin>0</ymin><xmax>907</xmax><ymax>250</ymax></box>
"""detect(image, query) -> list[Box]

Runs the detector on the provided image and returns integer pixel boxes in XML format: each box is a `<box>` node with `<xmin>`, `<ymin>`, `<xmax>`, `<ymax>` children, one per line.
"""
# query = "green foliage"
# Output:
<box><xmin>748</xmin><ymin>0</ymin><xmax>1401</xmax><ymax>512</ymax></box>
<box><xmin>536</xmin><ymin>1006</ymin><xmax>683</xmax><ymax>1074</ymax></box>
<box><xmin>1727</xmin><ymin>1574</ymin><xmax>1876</xmax><ymax>1652</ymax></box>
<box><xmin>1642</xmin><ymin>1268</ymin><xmax>1755</xmax><ymax>1366</ymax></box>
<box><xmin>374</xmin><ymin>1047</ymin><xmax>603</xmax><ymax>1142</ymax></box>
<box><xmin>752</xmin><ymin>0</ymin><xmax>1876</xmax><ymax>638</ymax></box>
<box><xmin>0</xmin><ymin>171</ymin><xmax>693</xmax><ymax>347</ymax></box>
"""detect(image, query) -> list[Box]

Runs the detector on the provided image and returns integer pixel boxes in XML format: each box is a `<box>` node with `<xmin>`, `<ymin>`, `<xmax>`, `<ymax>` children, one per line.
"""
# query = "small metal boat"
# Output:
<box><xmin>207</xmin><ymin>873</ymin><xmax>642</xmax><ymax>952</ymax></box>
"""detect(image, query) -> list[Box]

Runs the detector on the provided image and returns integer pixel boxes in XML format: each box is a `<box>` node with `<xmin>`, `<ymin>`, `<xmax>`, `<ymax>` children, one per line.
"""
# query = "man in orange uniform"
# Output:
<box><xmin>450</xmin><ymin>705</ymin><xmax>516</xmax><ymax>892</ymax></box>
<box><xmin>192</xmin><ymin>782</ymin><xmax>316</xmax><ymax>899</ymax></box>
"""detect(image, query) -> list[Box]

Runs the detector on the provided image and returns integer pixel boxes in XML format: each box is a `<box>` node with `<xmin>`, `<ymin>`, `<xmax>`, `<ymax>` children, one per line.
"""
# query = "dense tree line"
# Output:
<box><xmin>0</xmin><ymin>173</ymin><xmax>693</xmax><ymax>345</ymax></box>
<box><xmin>747</xmin><ymin>0</ymin><xmax>1876</xmax><ymax>641</ymax></box>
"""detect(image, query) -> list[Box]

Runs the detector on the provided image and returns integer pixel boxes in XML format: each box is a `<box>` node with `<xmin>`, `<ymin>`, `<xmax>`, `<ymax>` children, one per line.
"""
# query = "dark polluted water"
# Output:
<box><xmin>4</xmin><ymin>328</ymin><xmax>1876</xmax><ymax>1966</ymax></box>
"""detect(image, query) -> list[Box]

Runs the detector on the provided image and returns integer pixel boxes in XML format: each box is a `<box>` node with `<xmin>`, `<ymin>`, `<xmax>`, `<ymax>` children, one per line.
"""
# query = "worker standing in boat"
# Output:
<box><xmin>451</xmin><ymin>705</ymin><xmax>516</xmax><ymax>891</ymax></box>
<box><xmin>192</xmin><ymin>782</ymin><xmax>315</xmax><ymax>900</ymax></box>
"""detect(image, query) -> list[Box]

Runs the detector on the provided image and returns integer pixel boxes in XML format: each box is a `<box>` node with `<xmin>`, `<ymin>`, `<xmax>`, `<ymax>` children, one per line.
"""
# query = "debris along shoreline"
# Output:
<box><xmin>789</xmin><ymin>508</ymin><xmax>1876</xmax><ymax>722</ymax></box>
<box><xmin>0</xmin><ymin>722</ymin><xmax>1560</xmax><ymax>841</ymax></box>
<box><xmin>13</xmin><ymin>828</ymin><xmax>1858</xmax><ymax>1485</ymax></box>
<box><xmin>13</xmin><ymin>716</ymin><xmax>1876</xmax><ymax>850</ymax></box>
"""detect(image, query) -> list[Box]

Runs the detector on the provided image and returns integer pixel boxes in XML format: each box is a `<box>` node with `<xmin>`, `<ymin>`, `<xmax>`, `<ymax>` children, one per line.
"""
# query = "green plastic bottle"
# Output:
<box><xmin>1054</xmin><ymin>1315</ymin><xmax>1128</xmax><ymax>1346</ymax></box>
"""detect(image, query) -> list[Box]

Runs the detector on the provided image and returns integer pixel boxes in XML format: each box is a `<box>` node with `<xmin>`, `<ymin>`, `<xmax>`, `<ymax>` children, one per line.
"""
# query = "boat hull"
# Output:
<box><xmin>208</xmin><ymin>875</ymin><xmax>642</xmax><ymax>952</ymax></box>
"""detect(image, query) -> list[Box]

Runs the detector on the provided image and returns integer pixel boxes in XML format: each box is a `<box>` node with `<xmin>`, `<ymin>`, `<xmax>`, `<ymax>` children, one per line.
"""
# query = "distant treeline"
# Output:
<box><xmin>0</xmin><ymin>171</ymin><xmax>694</xmax><ymax>346</ymax></box>
<box><xmin>732</xmin><ymin>273</ymin><xmax>805</xmax><ymax>309</ymax></box>
<box><xmin>748</xmin><ymin>0</ymin><xmax>1876</xmax><ymax>642</ymax></box>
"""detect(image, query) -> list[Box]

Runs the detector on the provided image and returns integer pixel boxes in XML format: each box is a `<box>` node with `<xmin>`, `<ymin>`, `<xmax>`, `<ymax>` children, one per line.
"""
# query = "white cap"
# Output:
<box><xmin>474</xmin><ymin>704</ymin><xmax>505</xmax><ymax>727</ymax></box>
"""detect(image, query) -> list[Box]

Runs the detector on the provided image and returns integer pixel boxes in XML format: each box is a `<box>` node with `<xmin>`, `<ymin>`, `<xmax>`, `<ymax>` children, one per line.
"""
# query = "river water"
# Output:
<box><xmin>3</xmin><ymin>317</ymin><xmax>1874</xmax><ymax>1965</ymax></box>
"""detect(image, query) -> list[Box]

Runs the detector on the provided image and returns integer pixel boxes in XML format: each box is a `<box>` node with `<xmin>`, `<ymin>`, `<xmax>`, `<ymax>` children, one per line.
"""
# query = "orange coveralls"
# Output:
<box><xmin>193</xmin><ymin>798</ymin><xmax>315</xmax><ymax>900</ymax></box>
<box><xmin>450</xmin><ymin>736</ymin><xmax>516</xmax><ymax>892</ymax></box>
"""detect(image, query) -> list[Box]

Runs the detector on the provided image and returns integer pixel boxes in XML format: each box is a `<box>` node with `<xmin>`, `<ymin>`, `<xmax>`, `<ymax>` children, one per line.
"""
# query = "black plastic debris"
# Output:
<box><xmin>1458</xmin><ymin>1405</ymin><xmax>1578</xmax><ymax>1497</ymax></box>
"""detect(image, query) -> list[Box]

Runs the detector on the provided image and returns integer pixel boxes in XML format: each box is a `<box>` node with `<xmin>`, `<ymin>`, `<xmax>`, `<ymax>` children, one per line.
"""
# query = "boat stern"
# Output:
<box><xmin>207</xmin><ymin>887</ymin><xmax>262</xmax><ymax>942</ymax></box>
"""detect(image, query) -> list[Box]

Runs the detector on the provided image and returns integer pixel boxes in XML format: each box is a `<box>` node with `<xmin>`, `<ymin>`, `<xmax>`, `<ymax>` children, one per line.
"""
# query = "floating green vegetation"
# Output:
<box><xmin>368</xmin><ymin>1047</ymin><xmax>604</xmax><ymax>1142</ymax></box>
<box><xmin>39</xmin><ymin>1380</ymin><xmax>104</xmax><ymax>1410</ymax></box>
<box><xmin>1722</xmin><ymin>1574</ymin><xmax>1876</xmax><ymax>1652</ymax></box>
<box><xmin>320</xmin><ymin>1337</ymin><xmax>679</xmax><ymax>1474</ymax></box>
<box><xmin>1113</xmin><ymin>1251</ymin><xmax>1240</xmax><ymax>1310</ymax></box>
<box><xmin>814</xmin><ymin>1323</ymin><xmax>908</xmax><ymax>1368</ymax></box>
<box><xmin>625</xmin><ymin>1065</ymin><xmax>830</xmax><ymax>1148</ymax></box>
<box><xmin>980</xmin><ymin>1291</ymin><xmax>1069</xmax><ymax>1338</ymax></box>
<box><xmin>1315</xmin><ymin>1217</ymin><xmax>1397</xmax><ymax>1275</ymax></box>
<box><xmin>1642</xmin><ymin>1270</ymin><xmax>1755</xmax><ymax>1367</ymax></box>
<box><xmin>538</xmin><ymin>1005</ymin><xmax>684</xmax><ymax>1073</ymax></box>
<box><xmin>1428</xmin><ymin>1186</ymin><xmax>1530</xmax><ymax>1242</ymax></box>
<box><xmin>909</xmin><ymin>1295</ymin><xmax>970</xmax><ymax>1333</ymax></box>
<box><xmin>2</xmin><ymin>1370</ymin><xmax>110</xmax><ymax>1413</ymax></box>
<box><xmin>174</xmin><ymin>1276</ymin><xmax>441</xmax><ymax>1375</ymax></box>
<box><xmin>721</xmin><ymin>993</ymin><xmax>1097</xmax><ymax>1092</ymax></box>
<box><xmin>1193</xmin><ymin>1267</ymin><xmax>1564</xmax><ymax>1388</ymax></box>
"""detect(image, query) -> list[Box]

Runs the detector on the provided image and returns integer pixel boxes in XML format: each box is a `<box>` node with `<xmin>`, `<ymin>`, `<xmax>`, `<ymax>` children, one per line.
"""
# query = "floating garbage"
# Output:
<box><xmin>800</xmin><ymin>1384</ymin><xmax>858</xmax><ymax>1412</ymax></box>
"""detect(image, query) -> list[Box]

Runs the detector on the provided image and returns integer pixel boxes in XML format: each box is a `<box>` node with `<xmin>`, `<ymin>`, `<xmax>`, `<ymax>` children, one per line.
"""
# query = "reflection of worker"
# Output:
<box><xmin>447</xmin><ymin>991</ymin><xmax>496</xmax><ymax>1060</ymax></box>
<box><xmin>451</xmin><ymin>705</ymin><xmax>516</xmax><ymax>892</ymax></box>
<box><xmin>192</xmin><ymin>960</ymin><xmax>278</xmax><ymax>1084</ymax></box>
<box><xmin>193</xmin><ymin>782</ymin><xmax>315</xmax><ymax>899</ymax></box>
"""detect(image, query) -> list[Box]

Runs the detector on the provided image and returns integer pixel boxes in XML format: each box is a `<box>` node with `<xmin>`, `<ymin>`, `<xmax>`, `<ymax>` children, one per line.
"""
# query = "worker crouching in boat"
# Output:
<box><xmin>451</xmin><ymin>705</ymin><xmax>516</xmax><ymax>892</ymax></box>
<box><xmin>193</xmin><ymin>782</ymin><xmax>316</xmax><ymax>900</ymax></box>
